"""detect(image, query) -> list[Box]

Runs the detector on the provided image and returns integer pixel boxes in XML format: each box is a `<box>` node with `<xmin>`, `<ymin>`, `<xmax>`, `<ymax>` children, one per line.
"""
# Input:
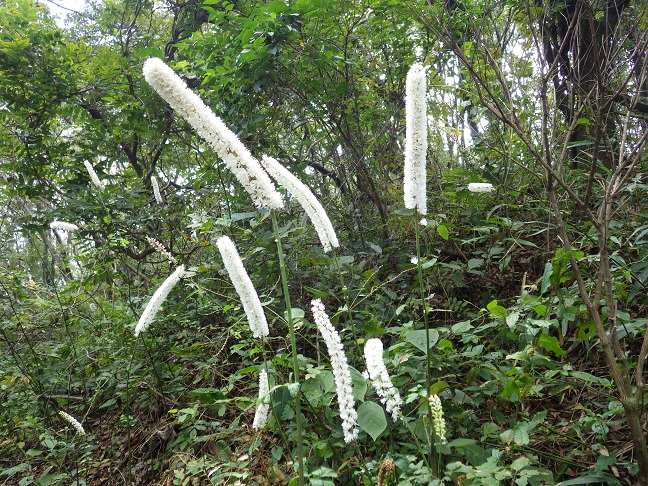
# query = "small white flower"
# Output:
<box><xmin>142</xmin><ymin>58</ymin><xmax>283</xmax><ymax>209</ymax></box>
<box><xmin>50</xmin><ymin>221</ymin><xmax>79</xmax><ymax>232</ymax></box>
<box><xmin>151</xmin><ymin>176</ymin><xmax>163</xmax><ymax>204</ymax></box>
<box><xmin>420</xmin><ymin>218</ymin><xmax>428</xmax><ymax>226</ymax></box>
<box><xmin>410</xmin><ymin>257</ymin><xmax>418</xmax><ymax>265</ymax></box>
<box><xmin>404</xmin><ymin>63</ymin><xmax>428</xmax><ymax>215</ymax></box>
<box><xmin>134</xmin><ymin>265</ymin><xmax>187</xmax><ymax>336</ymax></box>
<box><xmin>217</xmin><ymin>236</ymin><xmax>269</xmax><ymax>338</ymax></box>
<box><xmin>59</xmin><ymin>411</ymin><xmax>85</xmax><ymax>435</ymax></box>
<box><xmin>429</xmin><ymin>394</ymin><xmax>447</xmax><ymax>443</ymax></box>
<box><xmin>311</xmin><ymin>299</ymin><xmax>358</xmax><ymax>443</ymax></box>
<box><xmin>467</xmin><ymin>182</ymin><xmax>494</xmax><ymax>193</ymax></box>
<box><xmin>252</xmin><ymin>369</ymin><xmax>271</xmax><ymax>429</ymax></box>
<box><xmin>364</xmin><ymin>338</ymin><xmax>402</xmax><ymax>421</ymax></box>
<box><xmin>84</xmin><ymin>161</ymin><xmax>104</xmax><ymax>191</ymax></box>
<box><xmin>260</xmin><ymin>155</ymin><xmax>339</xmax><ymax>252</ymax></box>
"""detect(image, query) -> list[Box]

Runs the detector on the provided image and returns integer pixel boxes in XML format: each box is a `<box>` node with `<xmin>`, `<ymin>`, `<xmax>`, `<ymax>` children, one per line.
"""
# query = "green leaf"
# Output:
<box><xmin>487</xmin><ymin>299</ymin><xmax>507</xmax><ymax>319</ymax></box>
<box><xmin>357</xmin><ymin>401</ymin><xmax>387</xmax><ymax>440</ymax></box>
<box><xmin>437</xmin><ymin>224</ymin><xmax>449</xmax><ymax>240</ymax></box>
<box><xmin>540</xmin><ymin>262</ymin><xmax>553</xmax><ymax>295</ymax></box>
<box><xmin>405</xmin><ymin>329</ymin><xmax>440</xmax><ymax>355</ymax></box>
<box><xmin>350</xmin><ymin>367</ymin><xmax>367</xmax><ymax>402</ymax></box>
<box><xmin>429</xmin><ymin>381</ymin><xmax>449</xmax><ymax>395</ymax></box>
<box><xmin>537</xmin><ymin>334</ymin><xmax>566</xmax><ymax>357</ymax></box>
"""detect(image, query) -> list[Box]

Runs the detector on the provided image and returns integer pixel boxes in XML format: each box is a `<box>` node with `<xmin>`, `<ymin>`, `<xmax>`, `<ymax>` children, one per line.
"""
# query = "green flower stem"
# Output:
<box><xmin>271</xmin><ymin>211</ymin><xmax>304</xmax><ymax>486</ymax></box>
<box><xmin>413</xmin><ymin>217</ymin><xmax>438</xmax><ymax>477</ymax></box>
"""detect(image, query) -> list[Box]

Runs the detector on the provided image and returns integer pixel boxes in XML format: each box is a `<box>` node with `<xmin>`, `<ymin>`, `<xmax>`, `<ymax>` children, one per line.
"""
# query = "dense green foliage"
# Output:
<box><xmin>2</xmin><ymin>0</ymin><xmax>648</xmax><ymax>484</ymax></box>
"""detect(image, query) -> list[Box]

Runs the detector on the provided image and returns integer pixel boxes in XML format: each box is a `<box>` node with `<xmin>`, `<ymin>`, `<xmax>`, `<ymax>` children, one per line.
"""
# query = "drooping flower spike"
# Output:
<box><xmin>216</xmin><ymin>236</ymin><xmax>269</xmax><ymax>338</ymax></box>
<box><xmin>50</xmin><ymin>221</ymin><xmax>79</xmax><ymax>232</ymax></box>
<box><xmin>134</xmin><ymin>265</ymin><xmax>187</xmax><ymax>337</ymax></box>
<box><xmin>311</xmin><ymin>299</ymin><xmax>358</xmax><ymax>443</ymax></box>
<box><xmin>59</xmin><ymin>410</ymin><xmax>85</xmax><ymax>435</ymax></box>
<box><xmin>142</xmin><ymin>58</ymin><xmax>283</xmax><ymax>209</ymax></box>
<box><xmin>261</xmin><ymin>155</ymin><xmax>339</xmax><ymax>252</ymax></box>
<box><xmin>404</xmin><ymin>63</ymin><xmax>428</xmax><ymax>215</ymax></box>
<box><xmin>364</xmin><ymin>338</ymin><xmax>402</xmax><ymax>421</ymax></box>
<box><xmin>467</xmin><ymin>182</ymin><xmax>494</xmax><ymax>193</ymax></box>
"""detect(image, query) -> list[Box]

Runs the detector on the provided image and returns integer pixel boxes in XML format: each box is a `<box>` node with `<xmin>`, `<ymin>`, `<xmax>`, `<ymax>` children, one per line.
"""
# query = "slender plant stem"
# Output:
<box><xmin>271</xmin><ymin>211</ymin><xmax>304</xmax><ymax>486</ymax></box>
<box><xmin>413</xmin><ymin>217</ymin><xmax>438</xmax><ymax>477</ymax></box>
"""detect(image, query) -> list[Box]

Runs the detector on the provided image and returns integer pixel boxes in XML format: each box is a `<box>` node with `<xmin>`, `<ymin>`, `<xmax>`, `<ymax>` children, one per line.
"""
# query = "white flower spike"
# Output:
<box><xmin>311</xmin><ymin>299</ymin><xmax>358</xmax><ymax>443</ymax></box>
<box><xmin>59</xmin><ymin>411</ymin><xmax>85</xmax><ymax>435</ymax></box>
<box><xmin>84</xmin><ymin>161</ymin><xmax>104</xmax><ymax>191</ymax></box>
<box><xmin>364</xmin><ymin>338</ymin><xmax>402</xmax><ymax>421</ymax></box>
<box><xmin>404</xmin><ymin>63</ymin><xmax>428</xmax><ymax>215</ymax></box>
<box><xmin>252</xmin><ymin>369</ymin><xmax>271</xmax><ymax>429</ymax></box>
<box><xmin>216</xmin><ymin>236</ymin><xmax>269</xmax><ymax>338</ymax></box>
<box><xmin>151</xmin><ymin>176</ymin><xmax>163</xmax><ymax>204</ymax></box>
<box><xmin>142</xmin><ymin>58</ymin><xmax>283</xmax><ymax>209</ymax></box>
<box><xmin>50</xmin><ymin>221</ymin><xmax>79</xmax><ymax>232</ymax></box>
<box><xmin>134</xmin><ymin>265</ymin><xmax>186</xmax><ymax>336</ymax></box>
<box><xmin>467</xmin><ymin>182</ymin><xmax>494</xmax><ymax>193</ymax></box>
<box><xmin>261</xmin><ymin>155</ymin><xmax>339</xmax><ymax>252</ymax></box>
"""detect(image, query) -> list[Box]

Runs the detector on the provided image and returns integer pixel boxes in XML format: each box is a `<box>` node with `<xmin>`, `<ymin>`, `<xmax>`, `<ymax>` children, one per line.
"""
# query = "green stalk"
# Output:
<box><xmin>414</xmin><ymin>217</ymin><xmax>438</xmax><ymax>477</ymax></box>
<box><xmin>271</xmin><ymin>211</ymin><xmax>304</xmax><ymax>486</ymax></box>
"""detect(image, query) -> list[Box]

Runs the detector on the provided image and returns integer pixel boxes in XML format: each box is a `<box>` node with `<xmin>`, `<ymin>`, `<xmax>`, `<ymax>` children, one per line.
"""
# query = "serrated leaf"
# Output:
<box><xmin>357</xmin><ymin>401</ymin><xmax>387</xmax><ymax>440</ymax></box>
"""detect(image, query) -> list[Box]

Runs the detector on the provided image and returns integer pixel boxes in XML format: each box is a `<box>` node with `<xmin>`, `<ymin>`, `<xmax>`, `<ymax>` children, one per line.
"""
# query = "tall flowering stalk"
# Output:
<box><xmin>404</xmin><ymin>63</ymin><xmax>428</xmax><ymax>215</ymax></box>
<box><xmin>151</xmin><ymin>175</ymin><xmax>163</xmax><ymax>204</ymax></box>
<box><xmin>252</xmin><ymin>369</ymin><xmax>271</xmax><ymax>429</ymax></box>
<box><xmin>311</xmin><ymin>299</ymin><xmax>358</xmax><ymax>443</ymax></box>
<box><xmin>216</xmin><ymin>236</ymin><xmax>269</xmax><ymax>338</ymax></box>
<box><xmin>364</xmin><ymin>338</ymin><xmax>402</xmax><ymax>421</ymax></box>
<box><xmin>260</xmin><ymin>155</ymin><xmax>339</xmax><ymax>252</ymax></box>
<box><xmin>142</xmin><ymin>58</ymin><xmax>283</xmax><ymax>209</ymax></box>
<box><xmin>134</xmin><ymin>265</ymin><xmax>186</xmax><ymax>337</ymax></box>
<box><xmin>84</xmin><ymin>161</ymin><xmax>104</xmax><ymax>192</ymax></box>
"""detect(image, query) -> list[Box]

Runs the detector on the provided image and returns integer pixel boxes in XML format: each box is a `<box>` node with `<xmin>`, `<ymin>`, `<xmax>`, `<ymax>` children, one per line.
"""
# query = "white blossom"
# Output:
<box><xmin>151</xmin><ymin>176</ymin><xmax>163</xmax><ymax>204</ymax></box>
<box><xmin>429</xmin><ymin>394</ymin><xmax>447</xmax><ymax>443</ymax></box>
<box><xmin>84</xmin><ymin>161</ymin><xmax>104</xmax><ymax>191</ymax></box>
<box><xmin>410</xmin><ymin>257</ymin><xmax>418</xmax><ymax>265</ymax></box>
<box><xmin>467</xmin><ymin>182</ymin><xmax>494</xmax><ymax>193</ymax></box>
<box><xmin>252</xmin><ymin>369</ymin><xmax>271</xmax><ymax>429</ymax></box>
<box><xmin>363</xmin><ymin>338</ymin><xmax>402</xmax><ymax>421</ymax></box>
<box><xmin>260</xmin><ymin>155</ymin><xmax>339</xmax><ymax>252</ymax></box>
<box><xmin>404</xmin><ymin>63</ymin><xmax>428</xmax><ymax>215</ymax></box>
<box><xmin>59</xmin><ymin>411</ymin><xmax>85</xmax><ymax>435</ymax></box>
<box><xmin>50</xmin><ymin>221</ymin><xmax>79</xmax><ymax>232</ymax></box>
<box><xmin>146</xmin><ymin>236</ymin><xmax>177</xmax><ymax>264</ymax></box>
<box><xmin>216</xmin><ymin>236</ymin><xmax>269</xmax><ymax>338</ymax></box>
<box><xmin>311</xmin><ymin>299</ymin><xmax>358</xmax><ymax>442</ymax></box>
<box><xmin>142</xmin><ymin>58</ymin><xmax>283</xmax><ymax>209</ymax></box>
<box><xmin>134</xmin><ymin>265</ymin><xmax>186</xmax><ymax>337</ymax></box>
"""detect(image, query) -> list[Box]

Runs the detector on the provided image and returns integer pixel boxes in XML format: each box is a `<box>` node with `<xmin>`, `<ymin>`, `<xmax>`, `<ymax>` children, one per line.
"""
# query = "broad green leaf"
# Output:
<box><xmin>357</xmin><ymin>401</ymin><xmax>387</xmax><ymax>440</ymax></box>
<box><xmin>405</xmin><ymin>329</ymin><xmax>440</xmax><ymax>355</ymax></box>
<box><xmin>487</xmin><ymin>299</ymin><xmax>507</xmax><ymax>319</ymax></box>
<box><xmin>537</xmin><ymin>334</ymin><xmax>566</xmax><ymax>357</ymax></box>
<box><xmin>437</xmin><ymin>224</ymin><xmax>449</xmax><ymax>240</ymax></box>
